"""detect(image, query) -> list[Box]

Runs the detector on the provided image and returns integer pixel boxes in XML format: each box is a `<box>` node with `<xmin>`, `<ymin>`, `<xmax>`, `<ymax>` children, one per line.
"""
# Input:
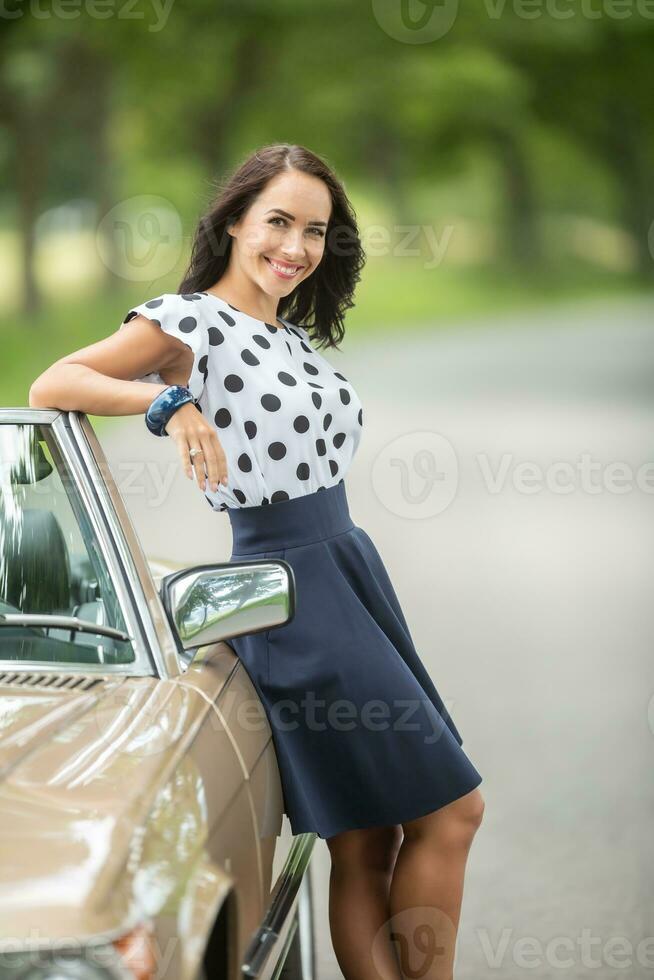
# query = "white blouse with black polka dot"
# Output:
<box><xmin>122</xmin><ymin>291</ymin><xmax>364</xmax><ymax>509</ymax></box>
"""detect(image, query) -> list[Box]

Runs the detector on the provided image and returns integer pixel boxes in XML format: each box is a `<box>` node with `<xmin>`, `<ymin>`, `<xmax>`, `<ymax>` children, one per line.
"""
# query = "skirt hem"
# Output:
<box><xmin>289</xmin><ymin>771</ymin><xmax>484</xmax><ymax>840</ymax></box>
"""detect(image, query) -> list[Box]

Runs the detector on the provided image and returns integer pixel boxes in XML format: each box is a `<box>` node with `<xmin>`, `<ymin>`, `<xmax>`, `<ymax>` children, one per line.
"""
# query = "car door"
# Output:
<box><xmin>69</xmin><ymin>410</ymin><xmax>315</xmax><ymax>974</ymax></box>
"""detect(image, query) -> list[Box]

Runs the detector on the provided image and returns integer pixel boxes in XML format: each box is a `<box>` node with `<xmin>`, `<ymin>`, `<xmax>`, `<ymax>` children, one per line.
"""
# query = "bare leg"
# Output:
<box><xmin>388</xmin><ymin>788</ymin><xmax>485</xmax><ymax>980</ymax></box>
<box><xmin>326</xmin><ymin>823</ymin><xmax>404</xmax><ymax>980</ymax></box>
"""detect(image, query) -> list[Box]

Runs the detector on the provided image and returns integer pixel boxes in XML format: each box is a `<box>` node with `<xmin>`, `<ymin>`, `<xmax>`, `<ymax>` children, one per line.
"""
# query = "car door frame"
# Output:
<box><xmin>0</xmin><ymin>408</ymin><xmax>157</xmax><ymax>676</ymax></box>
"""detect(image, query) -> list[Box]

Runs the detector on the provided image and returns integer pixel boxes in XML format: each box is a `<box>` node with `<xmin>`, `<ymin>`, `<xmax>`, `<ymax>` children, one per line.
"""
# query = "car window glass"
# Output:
<box><xmin>0</xmin><ymin>423</ymin><xmax>136</xmax><ymax>667</ymax></box>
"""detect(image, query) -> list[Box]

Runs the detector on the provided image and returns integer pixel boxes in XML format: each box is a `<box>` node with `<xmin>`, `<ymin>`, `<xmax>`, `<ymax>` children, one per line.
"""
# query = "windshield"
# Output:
<box><xmin>0</xmin><ymin>423</ymin><xmax>135</xmax><ymax>667</ymax></box>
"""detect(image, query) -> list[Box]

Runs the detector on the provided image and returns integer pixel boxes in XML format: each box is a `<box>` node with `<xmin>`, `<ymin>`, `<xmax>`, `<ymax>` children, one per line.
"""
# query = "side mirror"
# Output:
<box><xmin>160</xmin><ymin>559</ymin><xmax>295</xmax><ymax>652</ymax></box>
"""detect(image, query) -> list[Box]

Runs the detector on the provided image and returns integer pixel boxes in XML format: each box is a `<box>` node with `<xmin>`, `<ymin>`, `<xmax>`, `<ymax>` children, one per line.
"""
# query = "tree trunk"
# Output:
<box><xmin>78</xmin><ymin>50</ymin><xmax>121</xmax><ymax>290</ymax></box>
<box><xmin>602</xmin><ymin>101</ymin><xmax>653</xmax><ymax>281</ymax></box>
<box><xmin>491</xmin><ymin>128</ymin><xmax>541</xmax><ymax>270</ymax></box>
<box><xmin>364</xmin><ymin>125</ymin><xmax>413</xmax><ymax>224</ymax></box>
<box><xmin>192</xmin><ymin>28</ymin><xmax>269</xmax><ymax>175</ymax></box>
<box><xmin>15</xmin><ymin>118</ymin><xmax>44</xmax><ymax>318</ymax></box>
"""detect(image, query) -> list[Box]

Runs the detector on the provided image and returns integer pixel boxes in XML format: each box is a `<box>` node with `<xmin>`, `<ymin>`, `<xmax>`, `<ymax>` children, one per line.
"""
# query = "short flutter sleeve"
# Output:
<box><xmin>121</xmin><ymin>293</ymin><xmax>209</xmax><ymax>402</ymax></box>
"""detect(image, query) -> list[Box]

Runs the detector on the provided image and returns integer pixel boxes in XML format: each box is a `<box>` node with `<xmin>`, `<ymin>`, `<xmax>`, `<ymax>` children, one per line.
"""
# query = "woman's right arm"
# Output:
<box><xmin>28</xmin><ymin>315</ymin><xmax>177</xmax><ymax>415</ymax></box>
<box><xmin>28</xmin><ymin>314</ymin><xmax>228</xmax><ymax>493</ymax></box>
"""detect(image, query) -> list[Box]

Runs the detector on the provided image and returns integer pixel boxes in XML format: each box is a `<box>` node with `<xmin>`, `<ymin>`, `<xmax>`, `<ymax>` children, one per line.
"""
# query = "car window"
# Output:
<box><xmin>0</xmin><ymin>423</ymin><xmax>136</xmax><ymax>667</ymax></box>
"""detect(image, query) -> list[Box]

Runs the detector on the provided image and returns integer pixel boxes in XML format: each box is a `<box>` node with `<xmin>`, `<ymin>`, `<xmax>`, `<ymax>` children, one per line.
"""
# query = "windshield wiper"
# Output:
<box><xmin>0</xmin><ymin>613</ymin><xmax>132</xmax><ymax>643</ymax></box>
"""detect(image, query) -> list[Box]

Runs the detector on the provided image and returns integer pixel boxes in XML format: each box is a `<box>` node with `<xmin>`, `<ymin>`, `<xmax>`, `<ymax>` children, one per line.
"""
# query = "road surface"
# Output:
<box><xmin>101</xmin><ymin>294</ymin><xmax>654</xmax><ymax>979</ymax></box>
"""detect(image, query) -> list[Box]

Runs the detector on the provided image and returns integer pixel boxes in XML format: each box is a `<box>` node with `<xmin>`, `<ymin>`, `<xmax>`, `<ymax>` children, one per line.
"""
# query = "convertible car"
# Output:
<box><xmin>0</xmin><ymin>408</ymin><xmax>316</xmax><ymax>980</ymax></box>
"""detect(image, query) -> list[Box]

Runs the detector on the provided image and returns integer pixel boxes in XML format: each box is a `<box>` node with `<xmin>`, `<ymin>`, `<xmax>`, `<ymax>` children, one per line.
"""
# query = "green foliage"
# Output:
<box><xmin>1</xmin><ymin>0</ymin><xmax>653</xmax><ymax>333</ymax></box>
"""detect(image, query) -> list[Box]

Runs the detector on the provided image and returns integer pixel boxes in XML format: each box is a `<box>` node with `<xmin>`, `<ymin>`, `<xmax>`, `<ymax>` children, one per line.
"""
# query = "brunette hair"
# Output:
<box><xmin>177</xmin><ymin>143</ymin><xmax>365</xmax><ymax>350</ymax></box>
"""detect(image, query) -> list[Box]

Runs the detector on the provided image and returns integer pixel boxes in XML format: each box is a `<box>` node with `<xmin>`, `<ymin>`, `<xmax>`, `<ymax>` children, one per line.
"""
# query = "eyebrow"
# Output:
<box><xmin>265</xmin><ymin>207</ymin><xmax>328</xmax><ymax>227</ymax></box>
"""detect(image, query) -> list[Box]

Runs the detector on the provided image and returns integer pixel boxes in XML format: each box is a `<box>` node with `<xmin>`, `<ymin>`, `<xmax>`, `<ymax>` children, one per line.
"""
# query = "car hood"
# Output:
<box><xmin>0</xmin><ymin>671</ymin><xmax>212</xmax><ymax>945</ymax></box>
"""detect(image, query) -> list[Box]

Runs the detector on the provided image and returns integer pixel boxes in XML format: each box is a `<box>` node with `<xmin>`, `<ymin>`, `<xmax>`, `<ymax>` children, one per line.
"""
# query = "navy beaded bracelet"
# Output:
<box><xmin>145</xmin><ymin>385</ymin><xmax>199</xmax><ymax>437</ymax></box>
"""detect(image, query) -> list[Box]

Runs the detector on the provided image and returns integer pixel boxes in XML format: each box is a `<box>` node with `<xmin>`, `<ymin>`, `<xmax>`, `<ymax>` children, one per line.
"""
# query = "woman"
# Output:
<box><xmin>30</xmin><ymin>143</ymin><xmax>485</xmax><ymax>980</ymax></box>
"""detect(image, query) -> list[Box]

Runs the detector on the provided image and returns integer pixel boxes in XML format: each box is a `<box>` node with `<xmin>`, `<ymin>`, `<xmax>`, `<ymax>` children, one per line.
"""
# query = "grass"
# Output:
<box><xmin>348</xmin><ymin>255</ymin><xmax>650</xmax><ymax>333</ymax></box>
<box><xmin>1</xmin><ymin>286</ymin><xmax>139</xmax><ymax>435</ymax></box>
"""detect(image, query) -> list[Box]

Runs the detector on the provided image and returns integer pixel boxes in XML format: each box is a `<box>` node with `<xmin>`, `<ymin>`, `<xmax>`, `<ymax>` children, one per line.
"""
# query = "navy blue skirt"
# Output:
<box><xmin>227</xmin><ymin>478</ymin><xmax>482</xmax><ymax>840</ymax></box>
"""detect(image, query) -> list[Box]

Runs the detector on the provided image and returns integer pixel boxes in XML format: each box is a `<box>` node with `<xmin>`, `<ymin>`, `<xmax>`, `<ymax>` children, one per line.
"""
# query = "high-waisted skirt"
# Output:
<box><xmin>227</xmin><ymin>478</ymin><xmax>483</xmax><ymax>840</ymax></box>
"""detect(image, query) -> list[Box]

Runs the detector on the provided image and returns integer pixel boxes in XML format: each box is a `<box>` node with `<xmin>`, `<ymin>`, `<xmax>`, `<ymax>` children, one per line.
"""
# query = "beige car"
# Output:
<box><xmin>0</xmin><ymin>409</ymin><xmax>317</xmax><ymax>980</ymax></box>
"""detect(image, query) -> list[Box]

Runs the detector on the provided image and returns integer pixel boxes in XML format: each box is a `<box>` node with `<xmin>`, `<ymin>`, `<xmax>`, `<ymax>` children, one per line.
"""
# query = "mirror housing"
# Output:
<box><xmin>160</xmin><ymin>559</ymin><xmax>295</xmax><ymax>653</ymax></box>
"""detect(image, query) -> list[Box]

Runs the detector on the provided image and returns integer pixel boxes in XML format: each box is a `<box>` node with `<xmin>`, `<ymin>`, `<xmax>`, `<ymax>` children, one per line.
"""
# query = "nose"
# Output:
<box><xmin>280</xmin><ymin>229</ymin><xmax>307</xmax><ymax>263</ymax></box>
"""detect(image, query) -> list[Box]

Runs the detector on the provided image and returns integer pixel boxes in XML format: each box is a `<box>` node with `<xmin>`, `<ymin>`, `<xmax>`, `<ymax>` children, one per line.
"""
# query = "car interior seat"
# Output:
<box><xmin>0</xmin><ymin>508</ymin><xmax>114</xmax><ymax>655</ymax></box>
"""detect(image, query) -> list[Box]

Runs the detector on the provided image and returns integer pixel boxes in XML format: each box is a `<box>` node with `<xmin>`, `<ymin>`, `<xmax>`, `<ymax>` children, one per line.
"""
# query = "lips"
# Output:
<box><xmin>264</xmin><ymin>256</ymin><xmax>304</xmax><ymax>279</ymax></box>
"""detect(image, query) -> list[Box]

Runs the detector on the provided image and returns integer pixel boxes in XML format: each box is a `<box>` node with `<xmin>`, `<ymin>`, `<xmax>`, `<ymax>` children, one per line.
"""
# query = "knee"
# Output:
<box><xmin>445</xmin><ymin>789</ymin><xmax>485</xmax><ymax>848</ymax></box>
<box><xmin>403</xmin><ymin>789</ymin><xmax>485</xmax><ymax>849</ymax></box>
<box><xmin>468</xmin><ymin>791</ymin><xmax>485</xmax><ymax>832</ymax></box>
<box><xmin>461</xmin><ymin>787</ymin><xmax>485</xmax><ymax>823</ymax></box>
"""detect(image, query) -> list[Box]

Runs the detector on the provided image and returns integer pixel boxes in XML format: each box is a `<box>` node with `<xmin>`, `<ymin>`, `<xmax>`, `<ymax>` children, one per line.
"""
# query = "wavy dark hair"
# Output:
<box><xmin>177</xmin><ymin>143</ymin><xmax>365</xmax><ymax>350</ymax></box>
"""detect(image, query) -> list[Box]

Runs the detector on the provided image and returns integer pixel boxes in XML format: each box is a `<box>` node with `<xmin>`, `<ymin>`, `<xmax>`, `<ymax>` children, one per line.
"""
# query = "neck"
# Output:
<box><xmin>208</xmin><ymin>270</ymin><xmax>282</xmax><ymax>326</ymax></box>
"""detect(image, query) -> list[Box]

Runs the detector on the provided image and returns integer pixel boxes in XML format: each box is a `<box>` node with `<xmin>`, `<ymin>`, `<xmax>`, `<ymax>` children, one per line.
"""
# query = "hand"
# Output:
<box><xmin>163</xmin><ymin>401</ymin><xmax>228</xmax><ymax>493</ymax></box>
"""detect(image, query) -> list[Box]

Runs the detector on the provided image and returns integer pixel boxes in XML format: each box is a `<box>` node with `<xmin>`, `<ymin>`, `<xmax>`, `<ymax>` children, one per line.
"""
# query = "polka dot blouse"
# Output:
<box><xmin>122</xmin><ymin>291</ymin><xmax>364</xmax><ymax>510</ymax></box>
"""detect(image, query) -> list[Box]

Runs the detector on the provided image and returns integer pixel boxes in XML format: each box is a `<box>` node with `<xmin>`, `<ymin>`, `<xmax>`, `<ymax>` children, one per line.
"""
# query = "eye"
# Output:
<box><xmin>268</xmin><ymin>216</ymin><xmax>325</xmax><ymax>238</ymax></box>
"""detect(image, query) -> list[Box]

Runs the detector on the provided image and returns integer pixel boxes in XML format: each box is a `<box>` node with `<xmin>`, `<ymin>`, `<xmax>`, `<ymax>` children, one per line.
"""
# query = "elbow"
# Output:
<box><xmin>29</xmin><ymin>375</ymin><xmax>56</xmax><ymax>409</ymax></box>
<box><xmin>28</xmin><ymin>381</ymin><xmax>46</xmax><ymax>408</ymax></box>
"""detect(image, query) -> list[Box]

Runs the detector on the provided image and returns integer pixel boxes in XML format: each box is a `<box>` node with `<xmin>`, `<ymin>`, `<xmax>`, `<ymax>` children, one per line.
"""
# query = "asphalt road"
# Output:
<box><xmin>101</xmin><ymin>295</ymin><xmax>654</xmax><ymax>980</ymax></box>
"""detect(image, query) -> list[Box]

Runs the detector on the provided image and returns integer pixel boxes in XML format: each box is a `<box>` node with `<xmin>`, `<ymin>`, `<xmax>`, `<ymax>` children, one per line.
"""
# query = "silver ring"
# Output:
<box><xmin>189</xmin><ymin>448</ymin><xmax>204</xmax><ymax>458</ymax></box>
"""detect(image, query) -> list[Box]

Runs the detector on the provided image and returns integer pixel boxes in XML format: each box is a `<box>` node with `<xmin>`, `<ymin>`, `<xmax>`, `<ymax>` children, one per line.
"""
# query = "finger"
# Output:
<box><xmin>172</xmin><ymin>431</ymin><xmax>195</xmax><ymax>482</ymax></box>
<box><xmin>198</xmin><ymin>431</ymin><xmax>229</xmax><ymax>492</ymax></box>
<box><xmin>175</xmin><ymin>429</ymin><xmax>206</xmax><ymax>489</ymax></box>
<box><xmin>196</xmin><ymin>433</ymin><xmax>216</xmax><ymax>491</ymax></box>
<box><xmin>198</xmin><ymin>433</ymin><xmax>219</xmax><ymax>492</ymax></box>
<box><xmin>210</xmin><ymin>432</ymin><xmax>229</xmax><ymax>486</ymax></box>
<box><xmin>189</xmin><ymin>445</ymin><xmax>207</xmax><ymax>490</ymax></box>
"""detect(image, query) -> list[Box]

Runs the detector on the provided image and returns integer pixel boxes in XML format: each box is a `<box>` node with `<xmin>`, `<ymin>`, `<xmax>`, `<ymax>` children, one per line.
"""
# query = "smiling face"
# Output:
<box><xmin>227</xmin><ymin>169</ymin><xmax>333</xmax><ymax>302</ymax></box>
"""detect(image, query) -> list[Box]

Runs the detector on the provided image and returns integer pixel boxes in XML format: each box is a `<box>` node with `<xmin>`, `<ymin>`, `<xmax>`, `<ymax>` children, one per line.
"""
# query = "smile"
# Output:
<box><xmin>264</xmin><ymin>257</ymin><xmax>304</xmax><ymax>279</ymax></box>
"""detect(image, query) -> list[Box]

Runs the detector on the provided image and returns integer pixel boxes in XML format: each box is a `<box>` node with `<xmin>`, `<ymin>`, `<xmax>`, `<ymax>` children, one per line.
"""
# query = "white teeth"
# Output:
<box><xmin>268</xmin><ymin>258</ymin><xmax>301</xmax><ymax>275</ymax></box>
